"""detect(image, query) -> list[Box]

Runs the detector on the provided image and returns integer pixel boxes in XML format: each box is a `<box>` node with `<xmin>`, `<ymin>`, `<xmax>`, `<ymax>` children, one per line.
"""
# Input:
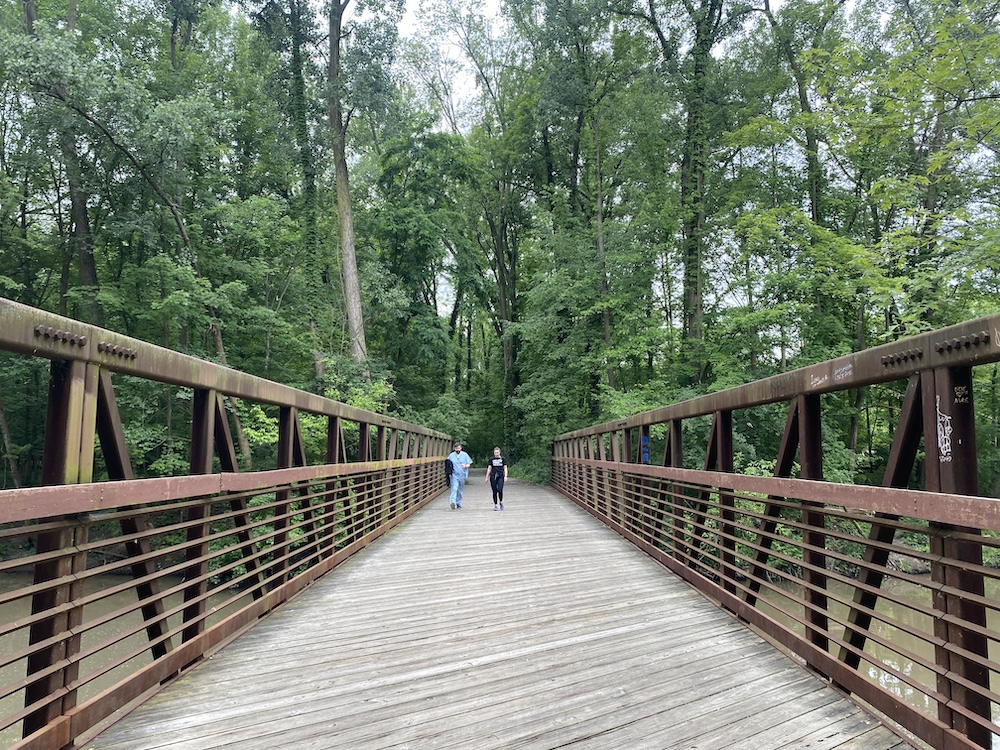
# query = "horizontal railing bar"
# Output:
<box><xmin>7</xmin><ymin>484</ymin><xmax>436</xmax><ymax>733</ymax></box>
<box><xmin>645</xmin><ymin>511</ymin><xmax>946</xmax><ymax>627</ymax></box>
<box><xmin>613</xmin><ymin>487</ymin><xmax>996</xmax><ymax>641</ymax></box>
<box><xmin>705</xmin><ymin>562</ymin><xmax>950</xmax><ymax>693</ymax></box>
<box><xmin>57</xmin><ymin>489</ymin><xmax>436</xmax><ymax>744</ymax></box>
<box><xmin>554</xmin><ymin>458</ymin><xmax>1000</xmax><ymax>529</ymax></box>
<box><xmin>643</xmin><ymin>506</ymin><xmax>932</xmax><ymax>632</ymax></box>
<box><xmin>611</xmin><ymin>479</ymin><xmax>1000</xmax><ymax>632</ymax></box>
<box><xmin>595</xmin><ymin>513</ymin><xmax>975</xmax><ymax>749</ymax></box>
<box><xmin>555</xmin><ymin>455</ymin><xmax>1000</xmax><ymax>749</ymax></box>
<box><xmin>0</xmin><ymin>475</ymin><xmax>422</xmax><ymax>661</ymax></box>
<box><xmin>0</xmin><ymin>458</ymin><xmax>429</xmax><ymax>524</ymax></box>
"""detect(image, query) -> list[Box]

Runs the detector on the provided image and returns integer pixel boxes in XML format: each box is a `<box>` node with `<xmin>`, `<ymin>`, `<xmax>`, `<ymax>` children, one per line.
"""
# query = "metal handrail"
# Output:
<box><xmin>552</xmin><ymin>316</ymin><xmax>1000</xmax><ymax>750</ymax></box>
<box><xmin>0</xmin><ymin>300</ymin><xmax>451</xmax><ymax>750</ymax></box>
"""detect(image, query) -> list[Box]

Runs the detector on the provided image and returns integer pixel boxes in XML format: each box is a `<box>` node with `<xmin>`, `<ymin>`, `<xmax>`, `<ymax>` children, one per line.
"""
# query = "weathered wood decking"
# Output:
<box><xmin>85</xmin><ymin>476</ymin><xmax>913</xmax><ymax>750</ymax></box>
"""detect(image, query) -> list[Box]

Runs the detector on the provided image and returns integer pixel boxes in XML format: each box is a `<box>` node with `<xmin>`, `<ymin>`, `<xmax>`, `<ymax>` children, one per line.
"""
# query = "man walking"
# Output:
<box><xmin>448</xmin><ymin>442</ymin><xmax>472</xmax><ymax>509</ymax></box>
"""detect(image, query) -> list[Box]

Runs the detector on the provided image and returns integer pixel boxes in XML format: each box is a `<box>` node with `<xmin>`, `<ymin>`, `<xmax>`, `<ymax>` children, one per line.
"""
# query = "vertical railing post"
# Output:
<box><xmin>420</xmin><ymin>434</ymin><xmax>429</xmax><ymax>502</ymax></box>
<box><xmin>597</xmin><ymin>433</ymin><xmax>608</xmax><ymax>518</ymax></box>
<box><xmin>327</xmin><ymin>416</ymin><xmax>348</xmax><ymax>552</ymax></box>
<box><xmin>372</xmin><ymin>425</ymin><xmax>387</xmax><ymax>532</ymax></box>
<box><xmin>24</xmin><ymin>360</ymin><xmax>99</xmax><ymax>738</ymax></box>
<box><xmin>398</xmin><ymin>431</ymin><xmax>409</xmax><ymax>512</ymax></box>
<box><xmin>567</xmin><ymin>438</ymin><xmax>575</xmax><ymax>496</ymax></box>
<box><xmin>358</xmin><ymin>422</ymin><xmax>370</xmax><ymax>462</ymax></box>
<box><xmin>716</xmin><ymin>411</ymin><xmax>736</xmax><ymax>594</ymax></box>
<box><xmin>561</xmin><ymin>437</ymin><xmax>570</xmax><ymax>497</ymax></box>
<box><xmin>665</xmin><ymin>420</ymin><xmax>684</xmax><ymax>563</ymax></box>
<box><xmin>351</xmin><ymin>422</ymin><xmax>370</xmax><ymax>542</ymax></box>
<box><xmin>922</xmin><ymin>367</ymin><xmax>991</xmax><ymax>747</ymax></box>
<box><xmin>584</xmin><ymin>436</ymin><xmax>596</xmax><ymax>510</ymax></box>
<box><xmin>181</xmin><ymin>388</ymin><xmax>216</xmax><ymax>651</ymax></box>
<box><xmin>556</xmin><ymin>438</ymin><xmax>566</xmax><ymax>497</ymax></box>
<box><xmin>387</xmin><ymin>426</ymin><xmax>399</xmax><ymax>519</ymax></box>
<box><xmin>636</xmin><ymin>426</ymin><xmax>652</xmax><ymax>543</ymax></box>
<box><xmin>610</xmin><ymin>428</ymin><xmax>623</xmax><ymax>526</ymax></box>
<box><xmin>622</xmin><ymin>428</ymin><xmax>637</xmax><ymax>534</ymax></box>
<box><xmin>270</xmin><ymin>405</ymin><xmax>295</xmax><ymax>585</ymax></box>
<box><xmin>797</xmin><ymin>393</ymin><xmax>828</xmax><ymax>654</ymax></box>
<box><xmin>377</xmin><ymin>425</ymin><xmax>388</xmax><ymax>460</ymax></box>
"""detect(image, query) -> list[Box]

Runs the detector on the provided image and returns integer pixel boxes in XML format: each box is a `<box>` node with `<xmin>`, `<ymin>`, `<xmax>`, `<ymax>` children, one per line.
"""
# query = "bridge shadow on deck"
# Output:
<box><xmin>85</xmin><ymin>475</ymin><xmax>913</xmax><ymax>750</ymax></box>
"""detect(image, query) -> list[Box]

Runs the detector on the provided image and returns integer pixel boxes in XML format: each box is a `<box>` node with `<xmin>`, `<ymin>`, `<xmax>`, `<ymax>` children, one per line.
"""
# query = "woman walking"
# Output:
<box><xmin>485</xmin><ymin>446</ymin><xmax>508</xmax><ymax>510</ymax></box>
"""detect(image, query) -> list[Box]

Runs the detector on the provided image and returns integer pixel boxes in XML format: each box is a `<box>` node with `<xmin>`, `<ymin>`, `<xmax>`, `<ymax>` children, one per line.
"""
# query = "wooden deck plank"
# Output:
<box><xmin>84</xmin><ymin>476</ymin><xmax>914</xmax><ymax>750</ymax></box>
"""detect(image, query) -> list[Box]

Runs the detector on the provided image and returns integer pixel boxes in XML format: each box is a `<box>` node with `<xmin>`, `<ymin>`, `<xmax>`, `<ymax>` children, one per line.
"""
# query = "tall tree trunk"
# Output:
<box><xmin>448</xmin><ymin>273</ymin><xmax>464</xmax><ymax>390</ymax></box>
<box><xmin>679</xmin><ymin>3</ymin><xmax>719</xmax><ymax>384</ymax></box>
<box><xmin>466</xmin><ymin>318</ymin><xmax>473</xmax><ymax>394</ymax></box>
<box><xmin>485</xmin><ymin>206</ymin><xmax>519</xmax><ymax>449</ymax></box>
<box><xmin>58</xmin><ymin>129</ymin><xmax>100</xmax><ymax>323</ymax></box>
<box><xmin>763</xmin><ymin>0</ymin><xmax>845</xmax><ymax>227</ymax></box>
<box><xmin>593</xmin><ymin>121</ymin><xmax>615</xmax><ymax>390</ymax></box>
<box><xmin>329</xmin><ymin>0</ymin><xmax>369</xmax><ymax>373</ymax></box>
<box><xmin>289</xmin><ymin>0</ymin><xmax>327</xmax><ymax>378</ymax></box>
<box><xmin>23</xmin><ymin>0</ymin><xmax>38</xmax><ymax>32</ymax></box>
<box><xmin>311</xmin><ymin>320</ymin><xmax>326</xmax><ymax>382</ymax></box>
<box><xmin>650</xmin><ymin>0</ymin><xmax>725</xmax><ymax>385</ymax></box>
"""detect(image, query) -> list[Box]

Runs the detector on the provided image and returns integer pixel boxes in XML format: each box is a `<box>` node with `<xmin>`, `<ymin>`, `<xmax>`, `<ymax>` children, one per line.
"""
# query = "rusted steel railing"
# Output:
<box><xmin>553</xmin><ymin>317</ymin><xmax>1000</xmax><ymax>750</ymax></box>
<box><xmin>0</xmin><ymin>299</ymin><xmax>450</xmax><ymax>750</ymax></box>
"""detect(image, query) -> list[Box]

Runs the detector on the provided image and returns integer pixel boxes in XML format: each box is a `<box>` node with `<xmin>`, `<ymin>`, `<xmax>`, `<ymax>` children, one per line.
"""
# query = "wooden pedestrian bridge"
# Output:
<box><xmin>2</xmin><ymin>299</ymin><xmax>1000</xmax><ymax>750</ymax></box>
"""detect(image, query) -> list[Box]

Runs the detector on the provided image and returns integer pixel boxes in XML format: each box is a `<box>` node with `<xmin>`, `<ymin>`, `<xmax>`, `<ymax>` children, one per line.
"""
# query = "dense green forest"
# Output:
<box><xmin>1</xmin><ymin>0</ymin><xmax>999</xmax><ymax>488</ymax></box>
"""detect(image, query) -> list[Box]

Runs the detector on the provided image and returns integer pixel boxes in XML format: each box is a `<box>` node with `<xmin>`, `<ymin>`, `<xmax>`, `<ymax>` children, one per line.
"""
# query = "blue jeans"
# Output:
<box><xmin>450</xmin><ymin>475</ymin><xmax>466</xmax><ymax>508</ymax></box>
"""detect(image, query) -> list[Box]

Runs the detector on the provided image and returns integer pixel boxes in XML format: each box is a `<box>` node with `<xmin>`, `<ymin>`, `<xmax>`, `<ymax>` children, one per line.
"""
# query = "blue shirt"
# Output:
<box><xmin>448</xmin><ymin>451</ymin><xmax>472</xmax><ymax>481</ymax></box>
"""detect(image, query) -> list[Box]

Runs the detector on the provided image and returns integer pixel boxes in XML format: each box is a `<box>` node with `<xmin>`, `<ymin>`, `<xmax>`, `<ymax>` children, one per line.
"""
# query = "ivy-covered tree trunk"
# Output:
<box><xmin>329</xmin><ymin>0</ymin><xmax>369</xmax><ymax>370</ymax></box>
<box><xmin>490</xmin><ymin>211</ymin><xmax>520</xmax><ymax>448</ymax></box>
<box><xmin>593</xmin><ymin>121</ymin><xmax>615</xmax><ymax>390</ymax></box>
<box><xmin>679</xmin><ymin>0</ymin><xmax>722</xmax><ymax>384</ymax></box>
<box><xmin>287</xmin><ymin>0</ymin><xmax>317</xmax><ymax>254</ymax></box>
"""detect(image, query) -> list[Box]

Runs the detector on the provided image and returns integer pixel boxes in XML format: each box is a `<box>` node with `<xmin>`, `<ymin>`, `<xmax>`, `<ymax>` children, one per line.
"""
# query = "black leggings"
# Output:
<box><xmin>490</xmin><ymin>476</ymin><xmax>505</xmax><ymax>503</ymax></box>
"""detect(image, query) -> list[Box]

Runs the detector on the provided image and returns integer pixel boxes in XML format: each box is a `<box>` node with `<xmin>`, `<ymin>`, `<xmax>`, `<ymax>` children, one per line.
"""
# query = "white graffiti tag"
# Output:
<box><xmin>936</xmin><ymin>395</ymin><xmax>953</xmax><ymax>463</ymax></box>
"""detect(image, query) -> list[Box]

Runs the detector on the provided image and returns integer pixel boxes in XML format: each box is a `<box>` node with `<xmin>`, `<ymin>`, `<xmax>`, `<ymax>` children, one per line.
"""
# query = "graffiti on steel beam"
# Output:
<box><xmin>936</xmin><ymin>395</ymin><xmax>953</xmax><ymax>463</ymax></box>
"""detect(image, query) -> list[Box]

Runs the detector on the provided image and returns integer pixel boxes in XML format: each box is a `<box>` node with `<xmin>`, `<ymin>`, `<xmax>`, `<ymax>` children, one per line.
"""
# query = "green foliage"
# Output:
<box><xmin>2</xmin><ymin>0</ymin><xmax>1000</xmax><ymax>499</ymax></box>
<box><xmin>400</xmin><ymin>393</ymin><xmax>470</xmax><ymax>442</ymax></box>
<box><xmin>238</xmin><ymin>403</ymin><xmax>280</xmax><ymax>450</ymax></box>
